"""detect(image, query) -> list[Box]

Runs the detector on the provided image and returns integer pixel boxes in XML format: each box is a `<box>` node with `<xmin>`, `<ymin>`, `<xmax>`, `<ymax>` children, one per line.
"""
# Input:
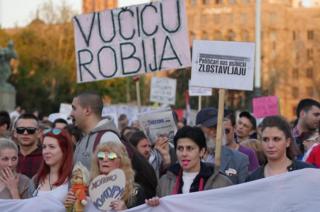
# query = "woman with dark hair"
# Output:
<box><xmin>31</xmin><ymin>128</ymin><xmax>74</xmax><ymax>202</ymax></box>
<box><xmin>246</xmin><ymin>116</ymin><xmax>314</xmax><ymax>182</ymax></box>
<box><xmin>146</xmin><ymin>126</ymin><xmax>232</xmax><ymax>207</ymax></box>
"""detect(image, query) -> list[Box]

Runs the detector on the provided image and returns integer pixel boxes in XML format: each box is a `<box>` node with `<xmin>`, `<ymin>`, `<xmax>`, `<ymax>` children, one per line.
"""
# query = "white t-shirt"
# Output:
<box><xmin>182</xmin><ymin>171</ymin><xmax>198</xmax><ymax>194</ymax></box>
<box><xmin>35</xmin><ymin>183</ymin><xmax>68</xmax><ymax>203</ymax></box>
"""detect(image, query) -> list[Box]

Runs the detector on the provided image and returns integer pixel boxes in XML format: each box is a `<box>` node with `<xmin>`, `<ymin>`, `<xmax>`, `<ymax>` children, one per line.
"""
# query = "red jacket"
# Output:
<box><xmin>306</xmin><ymin>144</ymin><xmax>320</xmax><ymax>168</ymax></box>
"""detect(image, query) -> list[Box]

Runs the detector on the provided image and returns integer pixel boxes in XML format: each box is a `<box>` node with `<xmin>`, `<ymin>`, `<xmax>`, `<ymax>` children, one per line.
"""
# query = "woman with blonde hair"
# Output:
<box><xmin>65</xmin><ymin>141</ymin><xmax>145</xmax><ymax>211</ymax></box>
<box><xmin>0</xmin><ymin>138</ymin><xmax>32</xmax><ymax>199</ymax></box>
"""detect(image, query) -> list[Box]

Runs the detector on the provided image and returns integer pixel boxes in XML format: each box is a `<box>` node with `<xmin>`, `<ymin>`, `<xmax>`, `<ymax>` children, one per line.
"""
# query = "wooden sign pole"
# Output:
<box><xmin>214</xmin><ymin>88</ymin><xmax>225</xmax><ymax>168</ymax></box>
<box><xmin>198</xmin><ymin>96</ymin><xmax>202</xmax><ymax>111</ymax></box>
<box><xmin>136</xmin><ymin>80</ymin><xmax>141</xmax><ymax>112</ymax></box>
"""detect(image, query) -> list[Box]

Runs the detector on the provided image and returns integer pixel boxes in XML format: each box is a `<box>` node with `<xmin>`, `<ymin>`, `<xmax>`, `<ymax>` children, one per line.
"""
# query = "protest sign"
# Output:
<box><xmin>138</xmin><ymin>109</ymin><xmax>177</xmax><ymax>144</ymax></box>
<box><xmin>190</xmin><ymin>40</ymin><xmax>255</xmax><ymax>91</ymax></box>
<box><xmin>73</xmin><ymin>0</ymin><xmax>191</xmax><ymax>83</ymax></box>
<box><xmin>126</xmin><ymin>169</ymin><xmax>320</xmax><ymax>212</ymax></box>
<box><xmin>150</xmin><ymin>77</ymin><xmax>177</xmax><ymax>105</ymax></box>
<box><xmin>59</xmin><ymin>103</ymin><xmax>72</xmax><ymax>115</ymax></box>
<box><xmin>188</xmin><ymin>81</ymin><xmax>212</xmax><ymax>96</ymax></box>
<box><xmin>253</xmin><ymin>96</ymin><xmax>279</xmax><ymax>118</ymax></box>
<box><xmin>89</xmin><ymin>169</ymin><xmax>126</xmax><ymax>211</ymax></box>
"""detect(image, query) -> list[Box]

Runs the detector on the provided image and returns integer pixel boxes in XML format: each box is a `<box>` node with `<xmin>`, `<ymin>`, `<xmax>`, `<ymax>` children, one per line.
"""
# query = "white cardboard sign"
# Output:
<box><xmin>73</xmin><ymin>0</ymin><xmax>191</xmax><ymax>83</ymax></box>
<box><xmin>190</xmin><ymin>40</ymin><xmax>255</xmax><ymax>91</ymax></box>
<box><xmin>188</xmin><ymin>80</ymin><xmax>212</xmax><ymax>96</ymax></box>
<box><xmin>150</xmin><ymin>77</ymin><xmax>177</xmax><ymax>105</ymax></box>
<box><xmin>89</xmin><ymin>169</ymin><xmax>126</xmax><ymax>211</ymax></box>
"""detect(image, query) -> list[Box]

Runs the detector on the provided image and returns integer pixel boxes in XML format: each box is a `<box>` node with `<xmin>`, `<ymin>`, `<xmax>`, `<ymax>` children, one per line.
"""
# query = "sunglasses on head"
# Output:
<box><xmin>16</xmin><ymin>127</ymin><xmax>37</xmax><ymax>135</ymax></box>
<box><xmin>97</xmin><ymin>151</ymin><xmax>118</xmax><ymax>160</ymax></box>
<box><xmin>44</xmin><ymin>128</ymin><xmax>62</xmax><ymax>135</ymax></box>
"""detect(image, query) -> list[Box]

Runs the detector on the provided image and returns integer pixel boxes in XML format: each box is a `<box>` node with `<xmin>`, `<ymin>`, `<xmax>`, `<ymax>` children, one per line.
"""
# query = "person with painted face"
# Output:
<box><xmin>146</xmin><ymin>126</ymin><xmax>232</xmax><ymax>207</ymax></box>
<box><xmin>246</xmin><ymin>116</ymin><xmax>314</xmax><ymax>182</ymax></box>
<box><xmin>0</xmin><ymin>138</ymin><xmax>32</xmax><ymax>199</ymax></box>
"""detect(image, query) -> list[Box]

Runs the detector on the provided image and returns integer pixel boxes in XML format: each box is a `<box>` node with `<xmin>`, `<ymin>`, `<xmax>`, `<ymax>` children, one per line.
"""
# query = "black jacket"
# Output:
<box><xmin>246</xmin><ymin>160</ymin><xmax>314</xmax><ymax>182</ymax></box>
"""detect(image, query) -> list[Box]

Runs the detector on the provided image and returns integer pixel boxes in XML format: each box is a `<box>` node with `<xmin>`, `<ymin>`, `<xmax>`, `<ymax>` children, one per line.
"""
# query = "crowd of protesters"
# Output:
<box><xmin>0</xmin><ymin>91</ymin><xmax>319</xmax><ymax>211</ymax></box>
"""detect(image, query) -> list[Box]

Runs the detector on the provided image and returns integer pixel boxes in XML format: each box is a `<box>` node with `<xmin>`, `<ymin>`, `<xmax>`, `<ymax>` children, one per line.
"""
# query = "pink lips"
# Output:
<box><xmin>182</xmin><ymin>160</ymin><xmax>190</xmax><ymax>167</ymax></box>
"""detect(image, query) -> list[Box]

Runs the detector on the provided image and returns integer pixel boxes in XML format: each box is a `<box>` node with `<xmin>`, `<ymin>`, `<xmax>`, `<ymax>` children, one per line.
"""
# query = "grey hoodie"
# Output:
<box><xmin>73</xmin><ymin>116</ymin><xmax>120</xmax><ymax>170</ymax></box>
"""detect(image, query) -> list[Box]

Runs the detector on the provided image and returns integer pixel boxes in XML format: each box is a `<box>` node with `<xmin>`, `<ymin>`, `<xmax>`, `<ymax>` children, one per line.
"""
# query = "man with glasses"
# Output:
<box><xmin>224</xmin><ymin>111</ymin><xmax>259</xmax><ymax>173</ymax></box>
<box><xmin>196</xmin><ymin>107</ymin><xmax>249</xmax><ymax>184</ymax></box>
<box><xmin>14</xmin><ymin>113</ymin><xmax>42</xmax><ymax>178</ymax></box>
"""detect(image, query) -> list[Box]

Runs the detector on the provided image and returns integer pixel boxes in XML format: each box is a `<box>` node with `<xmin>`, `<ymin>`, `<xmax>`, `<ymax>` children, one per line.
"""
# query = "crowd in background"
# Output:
<box><xmin>0</xmin><ymin>92</ymin><xmax>319</xmax><ymax>211</ymax></box>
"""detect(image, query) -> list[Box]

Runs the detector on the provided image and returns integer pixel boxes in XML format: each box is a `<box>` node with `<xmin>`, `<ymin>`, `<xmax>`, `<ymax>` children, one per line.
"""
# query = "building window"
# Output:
<box><xmin>226</xmin><ymin>29</ymin><xmax>236</xmax><ymax>41</ymax></box>
<box><xmin>292</xmin><ymin>68</ymin><xmax>299</xmax><ymax>79</ymax></box>
<box><xmin>202</xmin><ymin>31</ymin><xmax>209</xmax><ymax>40</ymax></box>
<box><xmin>295</xmin><ymin>52</ymin><xmax>300</xmax><ymax>62</ymax></box>
<box><xmin>307</xmin><ymin>49</ymin><xmax>313</xmax><ymax>60</ymax></box>
<box><xmin>242</xmin><ymin>30</ymin><xmax>250</xmax><ymax>41</ymax></box>
<box><xmin>240</xmin><ymin>13</ymin><xmax>247</xmax><ymax>24</ymax></box>
<box><xmin>203</xmin><ymin>0</ymin><xmax>209</xmax><ymax>4</ymax></box>
<box><xmin>306</xmin><ymin>67</ymin><xmax>313</xmax><ymax>79</ymax></box>
<box><xmin>272</xmin><ymin>41</ymin><xmax>276</xmax><ymax>50</ymax></box>
<box><xmin>292</xmin><ymin>31</ymin><xmax>296</xmax><ymax>40</ymax></box>
<box><xmin>292</xmin><ymin>87</ymin><xmax>299</xmax><ymax>98</ymax></box>
<box><xmin>190</xmin><ymin>32</ymin><xmax>196</xmax><ymax>42</ymax></box>
<box><xmin>307</xmin><ymin>30</ymin><xmax>314</xmax><ymax>40</ymax></box>
<box><xmin>214</xmin><ymin>30</ymin><xmax>223</xmax><ymax>40</ymax></box>
<box><xmin>307</xmin><ymin>87</ymin><xmax>314</xmax><ymax>96</ymax></box>
<box><xmin>213</xmin><ymin>14</ymin><xmax>220</xmax><ymax>23</ymax></box>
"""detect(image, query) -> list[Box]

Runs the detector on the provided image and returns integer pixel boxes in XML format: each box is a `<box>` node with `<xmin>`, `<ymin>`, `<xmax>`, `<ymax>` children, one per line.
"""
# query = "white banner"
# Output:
<box><xmin>190</xmin><ymin>40</ymin><xmax>255</xmax><ymax>91</ymax></box>
<box><xmin>126</xmin><ymin>168</ymin><xmax>320</xmax><ymax>212</ymax></box>
<box><xmin>1</xmin><ymin>169</ymin><xmax>319</xmax><ymax>211</ymax></box>
<box><xmin>73</xmin><ymin>0</ymin><xmax>191</xmax><ymax>83</ymax></box>
<box><xmin>150</xmin><ymin>77</ymin><xmax>177</xmax><ymax>105</ymax></box>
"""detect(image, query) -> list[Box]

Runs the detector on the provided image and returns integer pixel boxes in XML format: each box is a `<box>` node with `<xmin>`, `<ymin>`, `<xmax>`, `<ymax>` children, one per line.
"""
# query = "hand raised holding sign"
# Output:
<box><xmin>85</xmin><ymin>142</ymin><xmax>146</xmax><ymax>211</ymax></box>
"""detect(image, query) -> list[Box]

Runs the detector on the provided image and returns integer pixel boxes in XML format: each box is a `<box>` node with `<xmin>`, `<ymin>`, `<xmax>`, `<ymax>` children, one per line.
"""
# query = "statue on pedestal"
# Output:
<box><xmin>0</xmin><ymin>40</ymin><xmax>17</xmax><ymax>92</ymax></box>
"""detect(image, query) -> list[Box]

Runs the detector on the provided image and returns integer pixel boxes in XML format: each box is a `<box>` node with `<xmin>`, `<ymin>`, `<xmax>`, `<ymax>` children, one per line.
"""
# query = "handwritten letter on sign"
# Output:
<box><xmin>73</xmin><ymin>0</ymin><xmax>191</xmax><ymax>83</ymax></box>
<box><xmin>89</xmin><ymin>169</ymin><xmax>126</xmax><ymax>211</ymax></box>
<box><xmin>150</xmin><ymin>77</ymin><xmax>177</xmax><ymax>105</ymax></box>
<box><xmin>253</xmin><ymin>96</ymin><xmax>279</xmax><ymax>118</ymax></box>
<box><xmin>190</xmin><ymin>40</ymin><xmax>255</xmax><ymax>91</ymax></box>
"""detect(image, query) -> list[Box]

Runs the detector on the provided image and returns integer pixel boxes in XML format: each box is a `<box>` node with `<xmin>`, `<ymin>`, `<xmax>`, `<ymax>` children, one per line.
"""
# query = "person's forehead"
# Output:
<box><xmin>309</xmin><ymin>106</ymin><xmax>320</xmax><ymax>113</ymax></box>
<box><xmin>239</xmin><ymin>116</ymin><xmax>252</xmax><ymax>125</ymax></box>
<box><xmin>16</xmin><ymin>118</ymin><xmax>38</xmax><ymax>127</ymax></box>
<box><xmin>224</xmin><ymin>119</ymin><xmax>233</xmax><ymax>127</ymax></box>
<box><xmin>262</xmin><ymin>127</ymin><xmax>284</xmax><ymax>136</ymax></box>
<box><xmin>177</xmin><ymin>137</ymin><xmax>197</xmax><ymax>146</ymax></box>
<box><xmin>72</xmin><ymin>97</ymin><xmax>80</xmax><ymax>105</ymax></box>
<box><xmin>0</xmin><ymin>148</ymin><xmax>17</xmax><ymax>156</ymax></box>
<box><xmin>138</xmin><ymin>138</ymin><xmax>149</xmax><ymax>145</ymax></box>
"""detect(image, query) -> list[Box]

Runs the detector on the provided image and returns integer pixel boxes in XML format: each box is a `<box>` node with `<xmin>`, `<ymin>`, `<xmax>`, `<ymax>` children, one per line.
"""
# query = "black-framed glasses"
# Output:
<box><xmin>44</xmin><ymin>128</ymin><xmax>62</xmax><ymax>135</ymax></box>
<box><xmin>16</xmin><ymin>127</ymin><xmax>37</xmax><ymax>135</ymax></box>
<box><xmin>97</xmin><ymin>151</ymin><xmax>118</xmax><ymax>160</ymax></box>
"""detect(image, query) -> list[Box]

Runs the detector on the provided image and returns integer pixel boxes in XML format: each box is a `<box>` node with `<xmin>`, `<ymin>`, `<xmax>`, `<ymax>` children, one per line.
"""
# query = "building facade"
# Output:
<box><xmin>83</xmin><ymin>0</ymin><xmax>320</xmax><ymax>119</ymax></box>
